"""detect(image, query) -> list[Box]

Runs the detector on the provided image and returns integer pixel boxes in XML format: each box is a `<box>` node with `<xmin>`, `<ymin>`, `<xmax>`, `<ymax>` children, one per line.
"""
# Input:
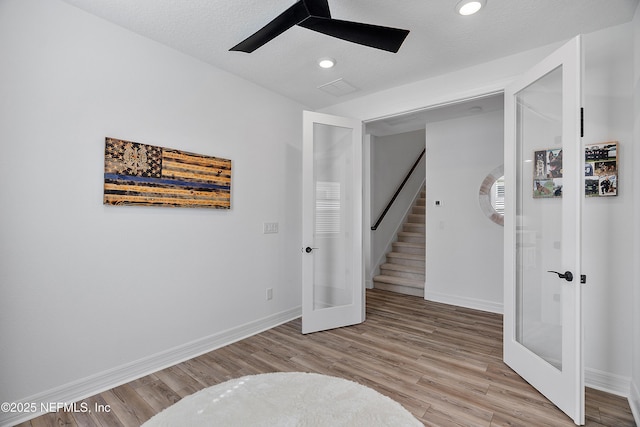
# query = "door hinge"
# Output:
<box><xmin>580</xmin><ymin>108</ymin><xmax>584</xmax><ymax>137</ymax></box>
<box><xmin>580</xmin><ymin>274</ymin><xmax>586</xmax><ymax>284</ymax></box>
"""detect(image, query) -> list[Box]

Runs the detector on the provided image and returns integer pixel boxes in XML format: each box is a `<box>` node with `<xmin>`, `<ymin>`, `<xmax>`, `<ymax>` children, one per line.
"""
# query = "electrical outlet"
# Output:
<box><xmin>266</xmin><ymin>288</ymin><xmax>273</xmax><ymax>300</ymax></box>
<box><xmin>263</xmin><ymin>222</ymin><xmax>279</xmax><ymax>234</ymax></box>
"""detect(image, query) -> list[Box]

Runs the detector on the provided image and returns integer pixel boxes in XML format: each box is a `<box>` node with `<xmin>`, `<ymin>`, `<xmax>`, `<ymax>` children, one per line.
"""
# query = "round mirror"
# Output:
<box><xmin>479</xmin><ymin>165</ymin><xmax>504</xmax><ymax>226</ymax></box>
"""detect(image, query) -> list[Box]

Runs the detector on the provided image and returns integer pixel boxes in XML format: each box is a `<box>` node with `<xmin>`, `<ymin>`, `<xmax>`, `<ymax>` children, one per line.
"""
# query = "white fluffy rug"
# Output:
<box><xmin>143</xmin><ymin>372</ymin><xmax>423</xmax><ymax>426</ymax></box>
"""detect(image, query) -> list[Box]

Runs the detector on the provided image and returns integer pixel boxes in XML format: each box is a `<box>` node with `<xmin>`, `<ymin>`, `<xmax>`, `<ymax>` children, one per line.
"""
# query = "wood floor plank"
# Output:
<box><xmin>80</xmin><ymin>394</ymin><xmax>123</xmax><ymax>427</ymax></box>
<box><xmin>19</xmin><ymin>289</ymin><xmax>636</xmax><ymax>427</ymax></box>
<box><xmin>100</xmin><ymin>385</ymin><xmax>155</xmax><ymax>426</ymax></box>
<box><xmin>29</xmin><ymin>410</ymin><xmax>78</xmax><ymax>427</ymax></box>
<box><xmin>177</xmin><ymin>356</ymin><xmax>226</xmax><ymax>387</ymax></box>
<box><xmin>151</xmin><ymin>365</ymin><xmax>205</xmax><ymax>399</ymax></box>
<box><xmin>484</xmin><ymin>384</ymin><xmax>574</xmax><ymax>426</ymax></box>
<box><xmin>131</xmin><ymin>377</ymin><xmax>181</xmax><ymax>413</ymax></box>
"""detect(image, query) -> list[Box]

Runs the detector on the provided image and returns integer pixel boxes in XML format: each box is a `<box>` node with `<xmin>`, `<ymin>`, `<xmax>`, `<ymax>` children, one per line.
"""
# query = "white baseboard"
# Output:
<box><xmin>1</xmin><ymin>307</ymin><xmax>301</xmax><ymax>427</ymax></box>
<box><xmin>424</xmin><ymin>290</ymin><xmax>503</xmax><ymax>314</ymax></box>
<box><xmin>629</xmin><ymin>380</ymin><xmax>640</xmax><ymax>426</ymax></box>
<box><xmin>585</xmin><ymin>367</ymin><xmax>631</xmax><ymax>397</ymax></box>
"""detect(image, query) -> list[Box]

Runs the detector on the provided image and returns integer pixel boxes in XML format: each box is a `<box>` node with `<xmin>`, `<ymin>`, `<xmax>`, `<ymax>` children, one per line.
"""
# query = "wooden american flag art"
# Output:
<box><xmin>104</xmin><ymin>138</ymin><xmax>231</xmax><ymax>209</ymax></box>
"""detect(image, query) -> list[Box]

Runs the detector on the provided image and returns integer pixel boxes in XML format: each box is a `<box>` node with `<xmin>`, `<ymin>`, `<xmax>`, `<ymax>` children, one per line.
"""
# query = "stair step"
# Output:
<box><xmin>373</xmin><ymin>275</ymin><xmax>424</xmax><ymax>296</ymax></box>
<box><xmin>397</xmin><ymin>231</ymin><xmax>425</xmax><ymax>244</ymax></box>
<box><xmin>386</xmin><ymin>252</ymin><xmax>425</xmax><ymax>268</ymax></box>
<box><xmin>412</xmin><ymin>206</ymin><xmax>425</xmax><ymax>215</ymax></box>
<box><xmin>381</xmin><ymin>271</ymin><xmax>425</xmax><ymax>281</ymax></box>
<box><xmin>373</xmin><ymin>275</ymin><xmax>424</xmax><ymax>289</ymax></box>
<box><xmin>380</xmin><ymin>263</ymin><xmax>425</xmax><ymax>280</ymax></box>
<box><xmin>380</xmin><ymin>262</ymin><xmax>424</xmax><ymax>276</ymax></box>
<box><xmin>374</xmin><ymin>281</ymin><xmax>425</xmax><ymax>297</ymax></box>
<box><xmin>380</xmin><ymin>262</ymin><xmax>424</xmax><ymax>274</ymax></box>
<box><xmin>408</xmin><ymin>213</ymin><xmax>425</xmax><ymax>223</ymax></box>
<box><xmin>416</xmin><ymin>198</ymin><xmax>426</xmax><ymax>207</ymax></box>
<box><xmin>392</xmin><ymin>241</ymin><xmax>425</xmax><ymax>255</ymax></box>
<box><xmin>403</xmin><ymin>223</ymin><xmax>425</xmax><ymax>233</ymax></box>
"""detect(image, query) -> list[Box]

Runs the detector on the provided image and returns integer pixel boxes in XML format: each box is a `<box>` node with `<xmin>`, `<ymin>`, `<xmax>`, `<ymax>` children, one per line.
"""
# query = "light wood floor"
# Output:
<box><xmin>19</xmin><ymin>289</ymin><xmax>636</xmax><ymax>426</ymax></box>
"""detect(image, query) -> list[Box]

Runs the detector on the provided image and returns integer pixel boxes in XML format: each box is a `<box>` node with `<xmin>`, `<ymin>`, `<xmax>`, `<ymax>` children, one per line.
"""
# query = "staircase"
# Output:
<box><xmin>373</xmin><ymin>189</ymin><xmax>425</xmax><ymax>297</ymax></box>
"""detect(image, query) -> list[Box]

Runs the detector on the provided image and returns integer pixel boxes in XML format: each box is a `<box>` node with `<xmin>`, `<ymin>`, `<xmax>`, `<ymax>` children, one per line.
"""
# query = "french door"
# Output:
<box><xmin>504</xmin><ymin>36</ymin><xmax>584</xmax><ymax>424</ymax></box>
<box><xmin>301</xmin><ymin>111</ymin><xmax>365</xmax><ymax>334</ymax></box>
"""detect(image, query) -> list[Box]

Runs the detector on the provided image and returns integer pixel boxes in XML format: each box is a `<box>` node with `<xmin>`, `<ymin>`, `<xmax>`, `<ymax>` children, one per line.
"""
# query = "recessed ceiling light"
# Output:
<box><xmin>318</xmin><ymin>58</ymin><xmax>336</xmax><ymax>69</ymax></box>
<box><xmin>456</xmin><ymin>0</ymin><xmax>486</xmax><ymax>16</ymax></box>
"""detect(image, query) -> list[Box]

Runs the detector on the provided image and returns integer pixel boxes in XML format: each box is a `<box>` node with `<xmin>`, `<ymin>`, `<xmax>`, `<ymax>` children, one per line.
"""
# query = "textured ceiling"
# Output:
<box><xmin>59</xmin><ymin>0</ymin><xmax>638</xmax><ymax>109</ymax></box>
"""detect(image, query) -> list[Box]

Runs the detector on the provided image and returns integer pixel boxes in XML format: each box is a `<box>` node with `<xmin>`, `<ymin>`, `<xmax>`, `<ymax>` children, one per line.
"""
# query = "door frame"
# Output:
<box><xmin>362</xmin><ymin>91</ymin><xmax>505</xmax><ymax>296</ymax></box>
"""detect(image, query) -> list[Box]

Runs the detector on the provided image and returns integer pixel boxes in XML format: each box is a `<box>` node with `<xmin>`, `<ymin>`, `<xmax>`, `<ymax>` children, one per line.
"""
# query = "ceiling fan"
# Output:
<box><xmin>230</xmin><ymin>0</ymin><xmax>410</xmax><ymax>53</ymax></box>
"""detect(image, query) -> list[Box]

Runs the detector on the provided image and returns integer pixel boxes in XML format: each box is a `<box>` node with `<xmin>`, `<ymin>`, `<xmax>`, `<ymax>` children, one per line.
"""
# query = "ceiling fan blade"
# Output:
<box><xmin>301</xmin><ymin>0</ymin><xmax>331</xmax><ymax>18</ymax></box>
<box><xmin>298</xmin><ymin>17</ymin><xmax>409</xmax><ymax>53</ymax></box>
<box><xmin>230</xmin><ymin>1</ymin><xmax>310</xmax><ymax>53</ymax></box>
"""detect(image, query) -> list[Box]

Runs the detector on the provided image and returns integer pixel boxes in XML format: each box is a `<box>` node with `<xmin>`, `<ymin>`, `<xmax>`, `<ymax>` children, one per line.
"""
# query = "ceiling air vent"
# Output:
<box><xmin>317</xmin><ymin>78</ymin><xmax>359</xmax><ymax>97</ymax></box>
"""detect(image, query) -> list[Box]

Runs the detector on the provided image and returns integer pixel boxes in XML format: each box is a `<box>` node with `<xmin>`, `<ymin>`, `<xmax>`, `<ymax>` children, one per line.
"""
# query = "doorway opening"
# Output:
<box><xmin>363</xmin><ymin>93</ymin><xmax>505</xmax><ymax>313</ymax></box>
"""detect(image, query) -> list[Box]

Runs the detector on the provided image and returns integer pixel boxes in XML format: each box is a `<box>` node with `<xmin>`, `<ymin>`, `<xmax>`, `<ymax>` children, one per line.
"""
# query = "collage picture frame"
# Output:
<box><xmin>532</xmin><ymin>141</ymin><xmax>618</xmax><ymax>198</ymax></box>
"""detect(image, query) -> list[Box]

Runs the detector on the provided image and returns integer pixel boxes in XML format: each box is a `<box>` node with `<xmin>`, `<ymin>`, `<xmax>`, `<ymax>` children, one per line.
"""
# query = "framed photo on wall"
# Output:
<box><xmin>532</xmin><ymin>142</ymin><xmax>619</xmax><ymax>199</ymax></box>
<box><xmin>585</xmin><ymin>142</ymin><xmax>618</xmax><ymax>197</ymax></box>
<box><xmin>533</xmin><ymin>148</ymin><xmax>563</xmax><ymax>198</ymax></box>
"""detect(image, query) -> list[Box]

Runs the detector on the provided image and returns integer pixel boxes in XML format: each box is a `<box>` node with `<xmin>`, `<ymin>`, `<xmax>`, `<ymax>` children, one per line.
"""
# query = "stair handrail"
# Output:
<box><xmin>371</xmin><ymin>148</ymin><xmax>426</xmax><ymax>231</ymax></box>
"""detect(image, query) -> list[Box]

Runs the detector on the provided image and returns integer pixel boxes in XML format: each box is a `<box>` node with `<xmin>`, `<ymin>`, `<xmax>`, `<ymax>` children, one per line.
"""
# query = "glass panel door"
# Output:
<box><xmin>302</xmin><ymin>111</ymin><xmax>364</xmax><ymax>334</ymax></box>
<box><xmin>504</xmin><ymin>36</ymin><xmax>584</xmax><ymax>424</ymax></box>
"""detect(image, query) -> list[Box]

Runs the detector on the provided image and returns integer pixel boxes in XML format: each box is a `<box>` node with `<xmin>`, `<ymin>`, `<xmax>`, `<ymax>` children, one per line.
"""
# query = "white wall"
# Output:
<box><xmin>581</xmin><ymin>23</ymin><xmax>635</xmax><ymax>393</ymax></box>
<box><xmin>631</xmin><ymin>3</ymin><xmax>640</xmax><ymax>422</ymax></box>
<box><xmin>425</xmin><ymin>110</ymin><xmax>504</xmax><ymax>313</ymax></box>
<box><xmin>323</xmin><ymin>23</ymin><xmax>636</xmax><ymax>397</ymax></box>
<box><xmin>0</xmin><ymin>0</ymin><xmax>304</xmax><ymax>422</ymax></box>
<box><xmin>369</xmin><ymin>130</ymin><xmax>425</xmax><ymax>282</ymax></box>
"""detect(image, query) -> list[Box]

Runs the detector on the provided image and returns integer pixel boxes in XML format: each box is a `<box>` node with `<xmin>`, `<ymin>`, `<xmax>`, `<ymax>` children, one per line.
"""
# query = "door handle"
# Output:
<box><xmin>303</xmin><ymin>246</ymin><xmax>318</xmax><ymax>253</ymax></box>
<box><xmin>547</xmin><ymin>270</ymin><xmax>573</xmax><ymax>282</ymax></box>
